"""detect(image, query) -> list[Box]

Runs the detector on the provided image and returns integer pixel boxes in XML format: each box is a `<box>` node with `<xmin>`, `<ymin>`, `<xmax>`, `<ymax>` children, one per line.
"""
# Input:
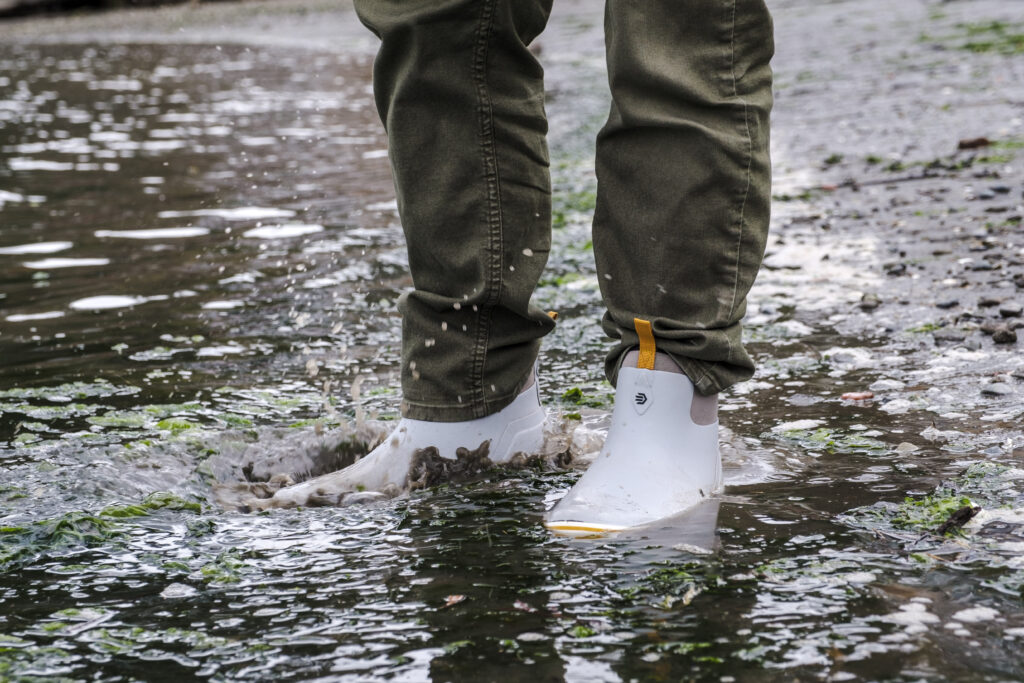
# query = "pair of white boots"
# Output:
<box><xmin>271</xmin><ymin>326</ymin><xmax>720</xmax><ymax>535</ymax></box>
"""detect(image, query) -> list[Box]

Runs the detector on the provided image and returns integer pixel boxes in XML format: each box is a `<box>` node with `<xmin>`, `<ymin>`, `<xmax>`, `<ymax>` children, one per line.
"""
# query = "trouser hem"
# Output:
<box><xmin>608</xmin><ymin>344</ymin><xmax>749</xmax><ymax>397</ymax></box>
<box><xmin>400</xmin><ymin>384</ymin><xmax>525</xmax><ymax>423</ymax></box>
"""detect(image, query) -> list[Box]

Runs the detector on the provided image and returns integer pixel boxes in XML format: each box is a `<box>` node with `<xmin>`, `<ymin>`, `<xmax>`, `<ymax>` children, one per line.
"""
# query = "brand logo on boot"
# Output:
<box><xmin>631</xmin><ymin>373</ymin><xmax>654</xmax><ymax>415</ymax></box>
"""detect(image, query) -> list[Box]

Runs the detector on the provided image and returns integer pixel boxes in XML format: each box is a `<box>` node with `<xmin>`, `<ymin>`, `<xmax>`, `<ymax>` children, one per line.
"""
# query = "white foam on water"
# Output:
<box><xmin>966</xmin><ymin>508</ymin><xmax>1024</xmax><ymax>530</ymax></box>
<box><xmin>951</xmin><ymin>607</ymin><xmax>1000</xmax><ymax>623</ymax></box>
<box><xmin>159</xmin><ymin>583</ymin><xmax>198</xmax><ymax>599</ymax></box>
<box><xmin>0</xmin><ymin>241</ymin><xmax>73</xmax><ymax>255</ymax></box>
<box><xmin>239</xmin><ymin>136</ymin><xmax>277</xmax><ymax>146</ymax></box>
<box><xmin>275</xmin><ymin>127</ymin><xmax>318</xmax><ymax>137</ymax></box>
<box><xmin>88</xmin><ymin>78</ymin><xmax>143</xmax><ymax>91</ymax></box>
<box><xmin>95</xmin><ymin>227</ymin><xmax>209</xmax><ymax>239</ymax></box>
<box><xmin>845</xmin><ymin>572</ymin><xmax>876</xmax><ymax>584</ymax></box>
<box><xmin>8</xmin><ymin>159</ymin><xmax>75</xmax><ymax>171</ymax></box>
<box><xmin>196</xmin><ymin>345</ymin><xmax>247</xmax><ymax>357</ymax></box>
<box><xmin>5</xmin><ymin>311</ymin><xmax>65</xmax><ymax>322</ymax></box>
<box><xmin>0</xmin><ymin>189</ymin><xmax>27</xmax><ymax>207</ymax></box>
<box><xmin>771</xmin><ymin>419</ymin><xmax>823</xmax><ymax>432</ymax></box>
<box><xmin>22</xmin><ymin>258</ymin><xmax>110</xmax><ymax>269</ymax></box>
<box><xmin>157</xmin><ymin>207</ymin><xmax>296</xmax><ymax>220</ymax></box>
<box><xmin>201</xmin><ymin>301</ymin><xmax>245</xmax><ymax>310</ymax></box>
<box><xmin>141</xmin><ymin>140</ymin><xmax>186</xmax><ymax>152</ymax></box>
<box><xmin>881</xmin><ymin>602</ymin><xmax>939</xmax><ymax>635</ymax></box>
<box><xmin>218</xmin><ymin>272</ymin><xmax>262</xmax><ymax>285</ymax></box>
<box><xmin>242</xmin><ymin>223</ymin><xmax>324</xmax><ymax>239</ymax></box>
<box><xmin>365</xmin><ymin>199</ymin><xmax>398</xmax><ymax>212</ymax></box>
<box><xmin>69</xmin><ymin>295</ymin><xmax>148</xmax><ymax>310</ymax></box>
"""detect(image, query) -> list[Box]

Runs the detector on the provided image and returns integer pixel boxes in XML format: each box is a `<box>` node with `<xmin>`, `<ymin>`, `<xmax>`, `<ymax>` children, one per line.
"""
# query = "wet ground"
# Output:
<box><xmin>1</xmin><ymin>0</ymin><xmax>1023</xmax><ymax>680</ymax></box>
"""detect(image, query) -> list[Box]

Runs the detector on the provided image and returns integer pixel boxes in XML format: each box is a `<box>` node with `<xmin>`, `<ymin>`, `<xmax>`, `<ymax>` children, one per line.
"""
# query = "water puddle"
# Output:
<box><xmin>2</xmin><ymin>0</ymin><xmax>1023</xmax><ymax>680</ymax></box>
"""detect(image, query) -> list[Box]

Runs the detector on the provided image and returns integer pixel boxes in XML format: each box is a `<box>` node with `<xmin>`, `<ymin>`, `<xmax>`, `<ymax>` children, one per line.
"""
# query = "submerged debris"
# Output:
<box><xmin>842</xmin><ymin>462</ymin><xmax>1022</xmax><ymax>554</ymax></box>
<box><xmin>935</xmin><ymin>504</ymin><xmax>981</xmax><ymax>536</ymax></box>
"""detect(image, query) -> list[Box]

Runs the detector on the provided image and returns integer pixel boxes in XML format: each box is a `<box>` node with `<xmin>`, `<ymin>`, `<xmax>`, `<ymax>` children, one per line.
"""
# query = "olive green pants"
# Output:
<box><xmin>354</xmin><ymin>0</ymin><xmax>774</xmax><ymax>422</ymax></box>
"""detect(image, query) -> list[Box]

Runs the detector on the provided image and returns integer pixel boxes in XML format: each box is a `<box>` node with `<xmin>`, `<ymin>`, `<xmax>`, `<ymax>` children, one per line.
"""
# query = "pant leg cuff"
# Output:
<box><xmin>400</xmin><ymin>387</ymin><xmax>524</xmax><ymax>423</ymax></box>
<box><xmin>607</xmin><ymin>346</ymin><xmax>737</xmax><ymax>396</ymax></box>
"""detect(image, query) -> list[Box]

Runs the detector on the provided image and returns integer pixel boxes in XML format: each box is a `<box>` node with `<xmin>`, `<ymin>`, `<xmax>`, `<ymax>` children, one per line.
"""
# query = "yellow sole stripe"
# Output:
<box><xmin>545</xmin><ymin>523</ymin><xmax>627</xmax><ymax>533</ymax></box>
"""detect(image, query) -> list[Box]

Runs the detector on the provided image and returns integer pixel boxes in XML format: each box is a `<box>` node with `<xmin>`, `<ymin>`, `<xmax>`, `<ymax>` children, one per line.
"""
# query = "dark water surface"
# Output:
<box><xmin>2</xmin><ymin>1</ymin><xmax>1024</xmax><ymax>681</ymax></box>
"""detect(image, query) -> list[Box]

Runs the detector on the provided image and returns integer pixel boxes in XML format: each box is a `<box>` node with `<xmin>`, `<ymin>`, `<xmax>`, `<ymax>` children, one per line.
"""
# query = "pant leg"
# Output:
<box><xmin>594</xmin><ymin>0</ymin><xmax>774</xmax><ymax>395</ymax></box>
<box><xmin>354</xmin><ymin>0</ymin><xmax>556</xmax><ymax>421</ymax></box>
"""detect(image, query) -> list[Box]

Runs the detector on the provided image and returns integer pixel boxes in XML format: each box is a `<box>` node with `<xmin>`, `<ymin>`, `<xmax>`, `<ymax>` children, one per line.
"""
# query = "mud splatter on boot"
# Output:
<box><xmin>407</xmin><ymin>441</ymin><xmax>494</xmax><ymax>491</ymax></box>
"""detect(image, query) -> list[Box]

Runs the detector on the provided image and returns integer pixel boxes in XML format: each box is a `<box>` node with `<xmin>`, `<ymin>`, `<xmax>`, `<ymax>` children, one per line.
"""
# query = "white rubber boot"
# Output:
<box><xmin>270</xmin><ymin>377</ymin><xmax>546</xmax><ymax>507</ymax></box>
<box><xmin>545</xmin><ymin>364</ymin><xmax>720</xmax><ymax>536</ymax></box>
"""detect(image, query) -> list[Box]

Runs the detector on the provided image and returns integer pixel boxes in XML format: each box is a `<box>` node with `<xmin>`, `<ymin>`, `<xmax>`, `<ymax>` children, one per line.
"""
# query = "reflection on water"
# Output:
<box><xmin>1</xmin><ymin>25</ymin><xmax>1023</xmax><ymax>683</ymax></box>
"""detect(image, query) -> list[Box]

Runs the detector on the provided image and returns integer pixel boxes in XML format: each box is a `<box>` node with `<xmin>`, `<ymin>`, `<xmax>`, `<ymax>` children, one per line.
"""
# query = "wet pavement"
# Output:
<box><xmin>1</xmin><ymin>0</ymin><xmax>1023</xmax><ymax>680</ymax></box>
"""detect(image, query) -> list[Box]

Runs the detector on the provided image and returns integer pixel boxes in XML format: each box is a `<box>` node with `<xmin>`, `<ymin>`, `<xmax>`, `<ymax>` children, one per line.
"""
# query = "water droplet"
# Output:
<box><xmin>522</xmin><ymin>248</ymin><xmax>534</xmax><ymax>257</ymax></box>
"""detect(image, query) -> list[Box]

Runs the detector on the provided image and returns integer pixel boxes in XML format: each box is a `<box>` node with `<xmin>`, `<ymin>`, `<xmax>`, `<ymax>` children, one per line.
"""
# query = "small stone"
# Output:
<box><xmin>981</xmin><ymin>382</ymin><xmax>1012</xmax><ymax>396</ymax></box>
<box><xmin>958</xmin><ymin>137</ymin><xmax>990</xmax><ymax>150</ymax></box>
<box><xmin>977</xmin><ymin>191</ymin><xmax>996</xmax><ymax>200</ymax></box>
<box><xmin>980</xmin><ymin>320</ymin><xmax>1001</xmax><ymax>334</ymax></box>
<box><xmin>958</xmin><ymin>309</ymin><xmax>984</xmax><ymax>321</ymax></box>
<box><xmin>933</xmin><ymin>328</ymin><xmax>967</xmax><ymax>343</ymax></box>
<box><xmin>992</xmin><ymin>326</ymin><xmax>1018</xmax><ymax>344</ymax></box>
<box><xmin>896</xmin><ymin>442</ymin><xmax>919</xmax><ymax>454</ymax></box>
<box><xmin>990</xmin><ymin>185</ymin><xmax>1012</xmax><ymax>194</ymax></box>
<box><xmin>1014</xmin><ymin>273</ymin><xmax>1024</xmax><ymax>289</ymax></box>
<box><xmin>963</xmin><ymin>336</ymin><xmax>983</xmax><ymax>350</ymax></box>
<box><xmin>971</xmin><ymin>262</ymin><xmax>994</xmax><ymax>272</ymax></box>
<box><xmin>841</xmin><ymin>391</ymin><xmax>874</xmax><ymax>401</ymax></box>
<box><xmin>884</xmin><ymin>262</ymin><xmax>907</xmax><ymax>276</ymax></box>
<box><xmin>935</xmin><ymin>299</ymin><xmax>959</xmax><ymax>309</ymax></box>
<box><xmin>978</xmin><ymin>296</ymin><xmax>1002</xmax><ymax>307</ymax></box>
<box><xmin>1010</xmin><ymin>320</ymin><xmax>1024</xmax><ymax>331</ymax></box>
<box><xmin>859</xmin><ymin>293</ymin><xmax>882</xmax><ymax>311</ymax></box>
<box><xmin>999</xmin><ymin>301</ymin><xmax>1022</xmax><ymax>318</ymax></box>
<box><xmin>1012</xmin><ymin>367</ymin><xmax>1024</xmax><ymax>380</ymax></box>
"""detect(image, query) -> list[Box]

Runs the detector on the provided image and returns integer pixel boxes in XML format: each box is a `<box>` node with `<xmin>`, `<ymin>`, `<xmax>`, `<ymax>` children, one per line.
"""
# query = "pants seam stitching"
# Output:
<box><xmin>470</xmin><ymin>0</ymin><xmax>502</xmax><ymax>418</ymax></box>
<box><xmin>727</xmin><ymin>0</ymin><xmax>754</xmax><ymax>364</ymax></box>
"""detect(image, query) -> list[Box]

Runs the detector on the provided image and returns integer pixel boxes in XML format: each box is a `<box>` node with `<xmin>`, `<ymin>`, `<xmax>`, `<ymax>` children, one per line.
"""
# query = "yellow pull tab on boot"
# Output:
<box><xmin>634</xmin><ymin>318</ymin><xmax>656</xmax><ymax>370</ymax></box>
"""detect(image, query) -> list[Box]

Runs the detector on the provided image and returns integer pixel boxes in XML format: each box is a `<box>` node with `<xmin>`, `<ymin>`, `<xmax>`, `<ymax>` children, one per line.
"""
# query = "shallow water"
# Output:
<box><xmin>2</xmin><ymin>1</ymin><xmax>1024</xmax><ymax>680</ymax></box>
